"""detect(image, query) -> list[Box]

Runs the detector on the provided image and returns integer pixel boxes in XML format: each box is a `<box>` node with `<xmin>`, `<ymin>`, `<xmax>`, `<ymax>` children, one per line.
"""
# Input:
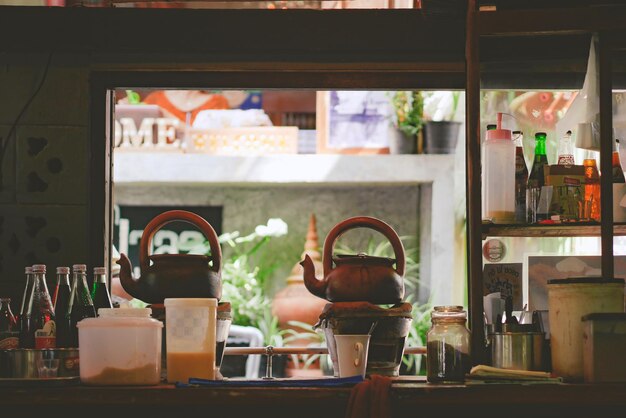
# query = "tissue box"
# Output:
<box><xmin>582</xmin><ymin>313</ymin><xmax>626</xmax><ymax>383</ymax></box>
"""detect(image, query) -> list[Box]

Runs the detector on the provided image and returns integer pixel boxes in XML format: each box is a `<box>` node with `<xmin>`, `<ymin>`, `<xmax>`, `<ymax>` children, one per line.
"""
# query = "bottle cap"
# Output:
<box><xmin>72</xmin><ymin>264</ymin><xmax>87</xmax><ymax>273</ymax></box>
<box><xmin>25</xmin><ymin>266</ymin><xmax>32</xmax><ymax>274</ymax></box>
<box><xmin>32</xmin><ymin>264</ymin><xmax>46</xmax><ymax>273</ymax></box>
<box><xmin>486</xmin><ymin>112</ymin><xmax>512</xmax><ymax>141</ymax></box>
<box><xmin>535</xmin><ymin>132</ymin><xmax>547</xmax><ymax>138</ymax></box>
<box><xmin>93</xmin><ymin>267</ymin><xmax>107</xmax><ymax>275</ymax></box>
<box><xmin>56</xmin><ymin>266</ymin><xmax>70</xmax><ymax>274</ymax></box>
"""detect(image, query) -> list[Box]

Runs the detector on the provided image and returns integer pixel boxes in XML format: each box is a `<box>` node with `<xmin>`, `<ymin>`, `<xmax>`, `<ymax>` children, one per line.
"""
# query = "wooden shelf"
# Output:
<box><xmin>482</xmin><ymin>222</ymin><xmax>626</xmax><ymax>239</ymax></box>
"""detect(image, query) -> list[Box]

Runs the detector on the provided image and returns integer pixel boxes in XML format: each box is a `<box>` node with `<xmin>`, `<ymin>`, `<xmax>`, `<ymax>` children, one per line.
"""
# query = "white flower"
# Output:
<box><xmin>255</xmin><ymin>218</ymin><xmax>288</xmax><ymax>237</ymax></box>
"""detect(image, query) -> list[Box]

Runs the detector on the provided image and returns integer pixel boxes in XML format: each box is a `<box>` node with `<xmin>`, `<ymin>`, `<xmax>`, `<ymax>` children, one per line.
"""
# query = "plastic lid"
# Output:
<box><xmin>486</xmin><ymin>112</ymin><xmax>512</xmax><ymax>141</ymax></box>
<box><xmin>72</xmin><ymin>264</ymin><xmax>87</xmax><ymax>273</ymax></box>
<box><xmin>98</xmin><ymin>308</ymin><xmax>152</xmax><ymax>318</ymax></box>
<box><xmin>548</xmin><ymin>277</ymin><xmax>625</xmax><ymax>285</ymax></box>
<box><xmin>32</xmin><ymin>264</ymin><xmax>46</xmax><ymax>273</ymax></box>
<box><xmin>581</xmin><ymin>313</ymin><xmax>626</xmax><ymax>322</ymax></box>
<box><xmin>93</xmin><ymin>267</ymin><xmax>106</xmax><ymax>275</ymax></box>
<box><xmin>77</xmin><ymin>308</ymin><xmax>162</xmax><ymax>329</ymax></box>
<box><xmin>24</xmin><ymin>266</ymin><xmax>32</xmax><ymax>274</ymax></box>
<box><xmin>56</xmin><ymin>267</ymin><xmax>70</xmax><ymax>274</ymax></box>
<box><xmin>164</xmin><ymin>298</ymin><xmax>218</xmax><ymax>308</ymax></box>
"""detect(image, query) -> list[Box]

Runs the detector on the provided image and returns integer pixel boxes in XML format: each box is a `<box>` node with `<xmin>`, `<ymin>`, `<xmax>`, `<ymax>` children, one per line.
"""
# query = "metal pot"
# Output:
<box><xmin>0</xmin><ymin>348</ymin><xmax>80</xmax><ymax>378</ymax></box>
<box><xmin>490</xmin><ymin>331</ymin><xmax>546</xmax><ymax>371</ymax></box>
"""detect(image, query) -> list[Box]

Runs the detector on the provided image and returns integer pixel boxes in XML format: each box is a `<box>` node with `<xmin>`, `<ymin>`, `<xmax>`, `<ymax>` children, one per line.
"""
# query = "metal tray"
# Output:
<box><xmin>0</xmin><ymin>376</ymin><xmax>80</xmax><ymax>387</ymax></box>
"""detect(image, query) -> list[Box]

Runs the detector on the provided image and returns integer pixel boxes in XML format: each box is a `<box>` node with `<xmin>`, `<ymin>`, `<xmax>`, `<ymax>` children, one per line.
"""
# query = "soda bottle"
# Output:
<box><xmin>513</xmin><ymin>131</ymin><xmax>528</xmax><ymax>223</ymax></box>
<box><xmin>91</xmin><ymin>267</ymin><xmax>113</xmax><ymax>314</ymax></box>
<box><xmin>18</xmin><ymin>266</ymin><xmax>33</xmax><ymax>347</ymax></box>
<box><xmin>67</xmin><ymin>264</ymin><xmax>96</xmax><ymax>347</ymax></box>
<box><xmin>54</xmin><ymin>267</ymin><xmax>72</xmax><ymax>348</ymax></box>
<box><xmin>557</xmin><ymin>130</ymin><xmax>575</xmax><ymax>166</ymax></box>
<box><xmin>583</xmin><ymin>158</ymin><xmax>601</xmax><ymax>221</ymax></box>
<box><xmin>0</xmin><ymin>298</ymin><xmax>19</xmax><ymax>349</ymax></box>
<box><xmin>613</xmin><ymin>139</ymin><xmax>625</xmax><ymax>183</ymax></box>
<box><xmin>27</xmin><ymin>264</ymin><xmax>56</xmax><ymax>349</ymax></box>
<box><xmin>527</xmin><ymin>132</ymin><xmax>550</xmax><ymax>223</ymax></box>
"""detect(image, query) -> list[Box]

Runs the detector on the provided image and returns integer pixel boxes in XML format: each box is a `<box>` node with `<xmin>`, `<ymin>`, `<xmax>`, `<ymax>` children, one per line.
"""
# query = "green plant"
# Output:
<box><xmin>423</xmin><ymin>90</ymin><xmax>462</xmax><ymax>122</ymax></box>
<box><xmin>391</xmin><ymin>91</ymin><xmax>424</xmax><ymax>137</ymax></box>
<box><xmin>179</xmin><ymin>218</ymin><xmax>288</xmax><ymax>330</ymax></box>
<box><xmin>257</xmin><ymin>307</ymin><xmax>288</xmax><ymax>347</ymax></box>
<box><xmin>282</xmin><ymin>320</ymin><xmax>328</xmax><ymax>370</ymax></box>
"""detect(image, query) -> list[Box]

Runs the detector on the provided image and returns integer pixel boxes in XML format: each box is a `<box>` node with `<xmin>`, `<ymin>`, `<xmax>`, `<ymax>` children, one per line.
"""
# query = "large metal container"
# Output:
<box><xmin>0</xmin><ymin>348</ymin><xmax>80</xmax><ymax>378</ymax></box>
<box><xmin>490</xmin><ymin>331</ymin><xmax>545</xmax><ymax>371</ymax></box>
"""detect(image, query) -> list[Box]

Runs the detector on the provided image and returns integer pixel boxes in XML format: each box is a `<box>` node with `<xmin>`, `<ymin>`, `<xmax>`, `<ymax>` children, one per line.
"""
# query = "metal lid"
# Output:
<box><xmin>581</xmin><ymin>313</ymin><xmax>626</xmax><ymax>322</ymax></box>
<box><xmin>56</xmin><ymin>267</ymin><xmax>70</xmax><ymax>274</ymax></box>
<box><xmin>547</xmin><ymin>277</ymin><xmax>625</xmax><ymax>285</ymax></box>
<box><xmin>93</xmin><ymin>267</ymin><xmax>106</xmax><ymax>275</ymax></box>
<box><xmin>32</xmin><ymin>264</ymin><xmax>46</xmax><ymax>273</ymax></box>
<box><xmin>72</xmin><ymin>264</ymin><xmax>87</xmax><ymax>273</ymax></box>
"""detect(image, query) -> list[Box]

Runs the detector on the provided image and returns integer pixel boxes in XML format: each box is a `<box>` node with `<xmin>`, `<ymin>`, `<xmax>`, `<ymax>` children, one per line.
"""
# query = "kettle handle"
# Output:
<box><xmin>323</xmin><ymin>216</ymin><xmax>405</xmax><ymax>278</ymax></box>
<box><xmin>139</xmin><ymin>210</ymin><xmax>222</xmax><ymax>274</ymax></box>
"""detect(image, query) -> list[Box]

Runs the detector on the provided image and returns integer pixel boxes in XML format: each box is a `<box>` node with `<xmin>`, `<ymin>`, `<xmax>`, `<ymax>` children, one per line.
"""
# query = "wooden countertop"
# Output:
<box><xmin>2</xmin><ymin>377</ymin><xmax>625</xmax><ymax>417</ymax></box>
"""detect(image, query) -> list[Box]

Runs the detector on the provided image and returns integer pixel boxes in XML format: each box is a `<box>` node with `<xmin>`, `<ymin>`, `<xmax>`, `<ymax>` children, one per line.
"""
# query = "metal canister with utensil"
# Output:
<box><xmin>490</xmin><ymin>324</ymin><xmax>546</xmax><ymax>372</ymax></box>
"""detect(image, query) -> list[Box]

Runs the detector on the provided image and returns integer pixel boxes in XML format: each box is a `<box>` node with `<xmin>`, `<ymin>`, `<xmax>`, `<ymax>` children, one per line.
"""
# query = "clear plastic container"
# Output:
<box><xmin>77</xmin><ymin>308</ymin><xmax>163</xmax><ymax>385</ymax></box>
<box><xmin>164</xmin><ymin>298</ymin><xmax>217</xmax><ymax>383</ymax></box>
<box><xmin>482</xmin><ymin>113</ymin><xmax>516</xmax><ymax>223</ymax></box>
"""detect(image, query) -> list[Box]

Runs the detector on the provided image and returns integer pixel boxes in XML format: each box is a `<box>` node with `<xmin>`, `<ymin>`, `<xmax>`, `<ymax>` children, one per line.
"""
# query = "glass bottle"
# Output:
<box><xmin>18</xmin><ymin>266</ymin><xmax>33</xmax><ymax>347</ymax></box>
<box><xmin>557</xmin><ymin>130</ymin><xmax>575</xmax><ymax>166</ymax></box>
<box><xmin>513</xmin><ymin>131</ymin><xmax>528</xmax><ymax>223</ymax></box>
<box><xmin>67</xmin><ymin>264</ymin><xmax>96</xmax><ymax>347</ymax></box>
<box><xmin>527</xmin><ymin>132</ymin><xmax>550</xmax><ymax>223</ymax></box>
<box><xmin>91</xmin><ymin>267</ymin><xmax>113</xmax><ymax>314</ymax></box>
<box><xmin>54</xmin><ymin>267</ymin><xmax>72</xmax><ymax>348</ymax></box>
<box><xmin>26</xmin><ymin>264</ymin><xmax>56</xmax><ymax>349</ymax></box>
<box><xmin>613</xmin><ymin>139</ymin><xmax>625</xmax><ymax>183</ymax></box>
<box><xmin>0</xmin><ymin>298</ymin><xmax>19</xmax><ymax>349</ymax></box>
<box><xmin>426</xmin><ymin>306</ymin><xmax>471</xmax><ymax>383</ymax></box>
<box><xmin>583</xmin><ymin>158</ymin><xmax>601</xmax><ymax>221</ymax></box>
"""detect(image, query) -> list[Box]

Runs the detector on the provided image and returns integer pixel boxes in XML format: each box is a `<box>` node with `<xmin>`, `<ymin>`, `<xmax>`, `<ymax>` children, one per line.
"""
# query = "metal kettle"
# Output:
<box><xmin>117</xmin><ymin>210</ymin><xmax>222</xmax><ymax>304</ymax></box>
<box><xmin>300</xmin><ymin>216</ymin><xmax>405</xmax><ymax>304</ymax></box>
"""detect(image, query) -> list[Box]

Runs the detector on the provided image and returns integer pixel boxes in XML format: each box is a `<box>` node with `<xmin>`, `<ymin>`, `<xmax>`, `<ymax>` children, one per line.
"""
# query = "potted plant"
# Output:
<box><xmin>422</xmin><ymin>91</ymin><xmax>463</xmax><ymax>154</ymax></box>
<box><xmin>389</xmin><ymin>91</ymin><xmax>424</xmax><ymax>154</ymax></box>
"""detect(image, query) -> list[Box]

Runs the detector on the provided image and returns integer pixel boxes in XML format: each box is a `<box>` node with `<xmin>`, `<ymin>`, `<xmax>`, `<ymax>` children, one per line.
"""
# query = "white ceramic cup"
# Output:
<box><xmin>334</xmin><ymin>334</ymin><xmax>370</xmax><ymax>378</ymax></box>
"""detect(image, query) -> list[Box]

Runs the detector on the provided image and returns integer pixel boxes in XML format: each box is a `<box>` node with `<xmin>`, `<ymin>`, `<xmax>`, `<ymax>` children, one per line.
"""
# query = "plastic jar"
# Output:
<box><xmin>547</xmin><ymin>277</ymin><xmax>624</xmax><ymax>382</ymax></box>
<box><xmin>426</xmin><ymin>306</ymin><xmax>471</xmax><ymax>383</ymax></box>
<box><xmin>77</xmin><ymin>308</ymin><xmax>163</xmax><ymax>385</ymax></box>
<box><xmin>482</xmin><ymin>113</ymin><xmax>516</xmax><ymax>223</ymax></box>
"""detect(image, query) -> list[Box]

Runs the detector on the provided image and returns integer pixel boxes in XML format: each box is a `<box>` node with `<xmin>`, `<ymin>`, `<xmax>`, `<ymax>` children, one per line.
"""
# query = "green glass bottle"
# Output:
<box><xmin>526</xmin><ymin>132</ymin><xmax>549</xmax><ymax>223</ymax></box>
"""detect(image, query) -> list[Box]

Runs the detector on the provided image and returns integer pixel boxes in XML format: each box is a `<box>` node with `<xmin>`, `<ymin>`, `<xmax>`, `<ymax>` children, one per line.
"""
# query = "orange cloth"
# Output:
<box><xmin>345</xmin><ymin>375</ymin><xmax>392</xmax><ymax>418</ymax></box>
<box><xmin>142</xmin><ymin>91</ymin><xmax>229</xmax><ymax>125</ymax></box>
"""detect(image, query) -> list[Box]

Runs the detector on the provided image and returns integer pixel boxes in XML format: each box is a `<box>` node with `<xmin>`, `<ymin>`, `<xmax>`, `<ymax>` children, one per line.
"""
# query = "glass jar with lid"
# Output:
<box><xmin>426</xmin><ymin>305</ymin><xmax>471</xmax><ymax>383</ymax></box>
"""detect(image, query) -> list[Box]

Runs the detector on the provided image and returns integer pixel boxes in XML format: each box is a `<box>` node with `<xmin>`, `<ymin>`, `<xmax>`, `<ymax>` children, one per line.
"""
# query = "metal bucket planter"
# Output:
<box><xmin>315</xmin><ymin>302</ymin><xmax>412</xmax><ymax>377</ymax></box>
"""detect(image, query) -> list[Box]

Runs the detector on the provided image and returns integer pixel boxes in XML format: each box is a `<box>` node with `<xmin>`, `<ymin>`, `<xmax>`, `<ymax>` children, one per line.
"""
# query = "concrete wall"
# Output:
<box><xmin>114</xmin><ymin>184</ymin><xmax>420</xmax><ymax>297</ymax></box>
<box><xmin>0</xmin><ymin>52</ymin><xmax>91</xmax><ymax>310</ymax></box>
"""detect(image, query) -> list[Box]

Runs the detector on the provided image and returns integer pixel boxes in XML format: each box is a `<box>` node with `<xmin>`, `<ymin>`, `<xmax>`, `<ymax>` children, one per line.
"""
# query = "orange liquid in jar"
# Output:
<box><xmin>167</xmin><ymin>351</ymin><xmax>215</xmax><ymax>383</ymax></box>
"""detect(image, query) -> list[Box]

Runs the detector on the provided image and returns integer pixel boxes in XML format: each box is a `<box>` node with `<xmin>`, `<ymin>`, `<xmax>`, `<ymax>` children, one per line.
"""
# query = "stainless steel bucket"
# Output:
<box><xmin>490</xmin><ymin>332</ymin><xmax>546</xmax><ymax>371</ymax></box>
<box><xmin>0</xmin><ymin>349</ymin><xmax>80</xmax><ymax>378</ymax></box>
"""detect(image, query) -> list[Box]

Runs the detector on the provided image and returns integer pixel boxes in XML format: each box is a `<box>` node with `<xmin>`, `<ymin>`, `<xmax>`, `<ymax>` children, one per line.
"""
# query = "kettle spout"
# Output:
<box><xmin>117</xmin><ymin>253</ymin><xmax>140</xmax><ymax>300</ymax></box>
<box><xmin>300</xmin><ymin>254</ymin><xmax>327</xmax><ymax>300</ymax></box>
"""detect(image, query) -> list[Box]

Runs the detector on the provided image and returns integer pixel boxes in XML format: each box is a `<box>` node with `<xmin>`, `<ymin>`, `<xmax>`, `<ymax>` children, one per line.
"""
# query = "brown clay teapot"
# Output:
<box><xmin>117</xmin><ymin>210</ymin><xmax>222</xmax><ymax>304</ymax></box>
<box><xmin>300</xmin><ymin>216</ymin><xmax>405</xmax><ymax>304</ymax></box>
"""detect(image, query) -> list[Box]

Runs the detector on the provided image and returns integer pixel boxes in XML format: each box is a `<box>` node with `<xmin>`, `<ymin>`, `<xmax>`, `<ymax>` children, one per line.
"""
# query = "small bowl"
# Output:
<box><xmin>0</xmin><ymin>348</ymin><xmax>80</xmax><ymax>379</ymax></box>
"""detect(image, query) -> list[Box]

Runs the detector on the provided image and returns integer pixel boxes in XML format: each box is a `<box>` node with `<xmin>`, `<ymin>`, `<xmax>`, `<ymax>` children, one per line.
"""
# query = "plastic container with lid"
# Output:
<box><xmin>547</xmin><ymin>277</ymin><xmax>625</xmax><ymax>382</ymax></box>
<box><xmin>77</xmin><ymin>308</ymin><xmax>163</xmax><ymax>385</ymax></box>
<box><xmin>482</xmin><ymin>112</ymin><xmax>516</xmax><ymax>223</ymax></box>
<box><xmin>582</xmin><ymin>313</ymin><xmax>626</xmax><ymax>383</ymax></box>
